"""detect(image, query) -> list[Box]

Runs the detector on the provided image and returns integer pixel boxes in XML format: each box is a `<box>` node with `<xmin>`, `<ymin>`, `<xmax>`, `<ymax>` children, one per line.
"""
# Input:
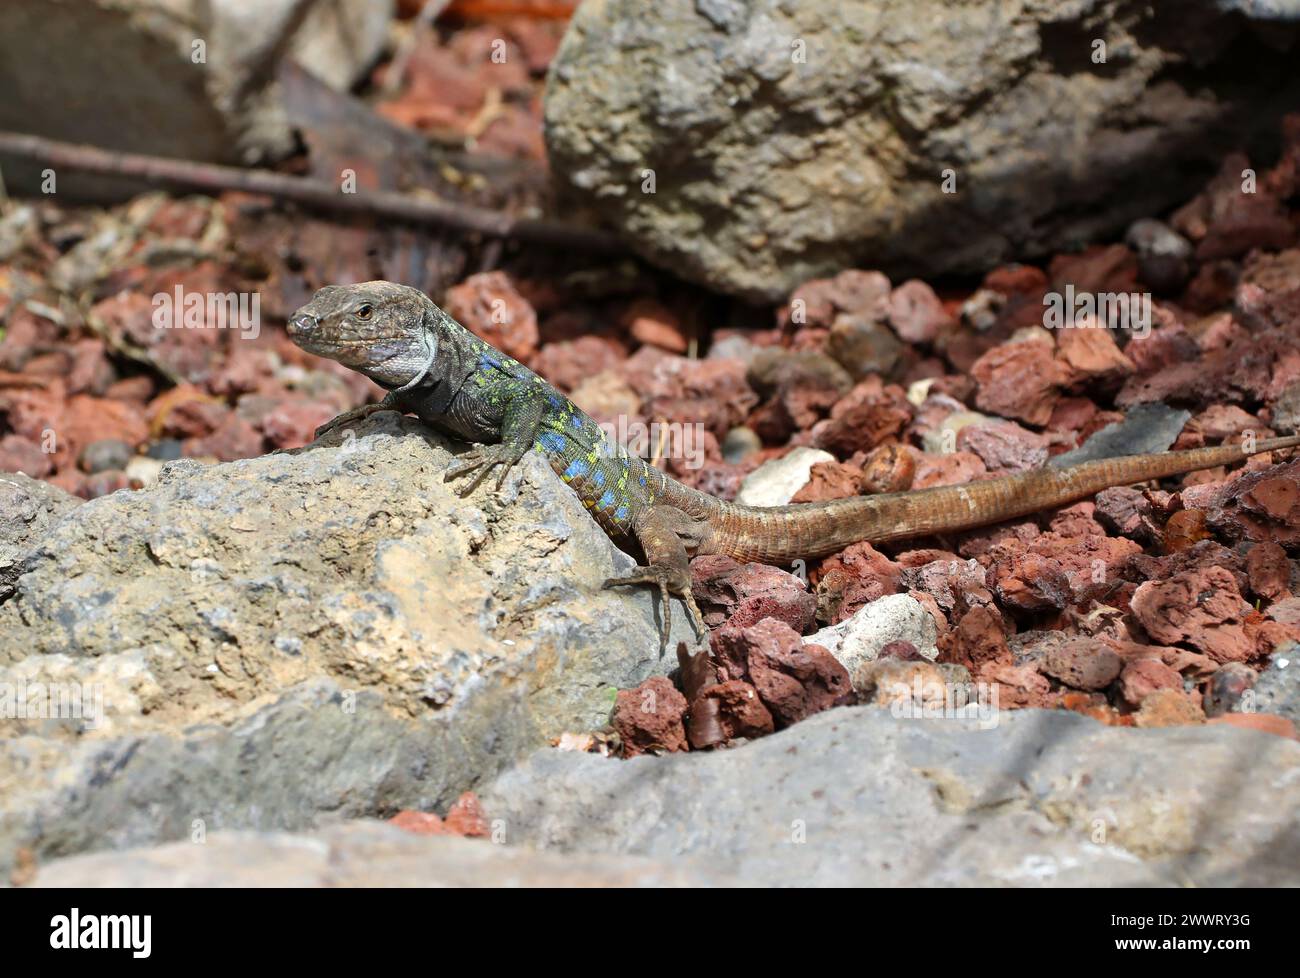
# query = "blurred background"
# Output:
<box><xmin>0</xmin><ymin>0</ymin><xmax>1297</xmax><ymax>499</ymax></box>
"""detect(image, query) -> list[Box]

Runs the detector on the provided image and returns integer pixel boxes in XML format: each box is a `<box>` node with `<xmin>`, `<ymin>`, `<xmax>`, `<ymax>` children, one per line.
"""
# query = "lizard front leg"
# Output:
<box><xmin>314</xmin><ymin>391</ymin><xmax>404</xmax><ymax>440</ymax></box>
<box><xmin>604</xmin><ymin>505</ymin><xmax>710</xmax><ymax>655</ymax></box>
<box><xmin>444</xmin><ymin>386</ymin><xmax>545</xmax><ymax>496</ymax></box>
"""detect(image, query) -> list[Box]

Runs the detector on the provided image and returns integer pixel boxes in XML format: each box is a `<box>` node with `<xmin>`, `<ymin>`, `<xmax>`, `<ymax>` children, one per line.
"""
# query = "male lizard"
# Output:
<box><xmin>288</xmin><ymin>281</ymin><xmax>1300</xmax><ymax>649</ymax></box>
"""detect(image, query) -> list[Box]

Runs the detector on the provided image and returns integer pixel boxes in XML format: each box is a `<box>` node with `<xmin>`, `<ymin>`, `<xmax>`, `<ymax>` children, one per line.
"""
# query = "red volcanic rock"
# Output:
<box><xmin>613</xmin><ymin>676</ymin><xmax>689</xmax><ymax>756</ymax></box>
<box><xmin>1130</xmin><ymin>567</ymin><xmax>1254</xmax><ymax>663</ymax></box>
<box><xmin>1118</xmin><ymin>658</ymin><xmax>1183</xmax><ymax>708</ymax></box>
<box><xmin>860</xmin><ymin>442</ymin><xmax>915</xmax><ymax>493</ymax></box>
<box><xmin>709</xmin><ymin>618</ymin><xmax>851</xmax><ymax>727</ymax></box>
<box><xmin>971</xmin><ymin>337</ymin><xmax>1068</xmax><ymax>426</ymax></box>
<box><xmin>1246</xmin><ymin>542</ymin><xmax>1292</xmax><ymax>602</ymax></box>
<box><xmin>815</xmin><ymin>542</ymin><xmax>903</xmax><ymax>624</ymax></box>
<box><xmin>1040</xmin><ymin>637</ymin><xmax>1123</xmax><ymax>691</ymax></box>
<box><xmin>790</xmin><ymin>460</ymin><xmax>864</xmax><ymax>503</ymax></box>
<box><xmin>620</xmin><ymin>298</ymin><xmax>688</xmax><ymax>353</ymax></box>
<box><xmin>532</xmin><ymin>336</ymin><xmax>626</xmax><ymax>392</ymax></box>
<box><xmin>888</xmin><ymin>279</ymin><xmax>951</xmax><ymax>344</ymax></box>
<box><xmin>957</xmin><ymin>419</ymin><xmax>1049</xmax><ymax>472</ymax></box>
<box><xmin>691</xmin><ymin>554</ymin><xmax>816</xmax><ymax>632</ymax></box>
<box><xmin>444</xmin><ymin>271</ymin><xmax>540</xmax><ymax>362</ymax></box>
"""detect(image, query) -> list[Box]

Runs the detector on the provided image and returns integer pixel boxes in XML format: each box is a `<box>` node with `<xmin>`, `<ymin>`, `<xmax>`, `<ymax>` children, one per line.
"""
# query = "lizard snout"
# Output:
<box><xmin>287</xmin><ymin>312</ymin><xmax>319</xmax><ymax>340</ymax></box>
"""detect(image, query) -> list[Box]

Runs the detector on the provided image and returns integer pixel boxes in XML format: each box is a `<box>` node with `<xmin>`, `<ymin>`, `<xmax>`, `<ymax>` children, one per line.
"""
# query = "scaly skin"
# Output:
<box><xmin>288</xmin><ymin>281</ymin><xmax>1300</xmax><ymax>650</ymax></box>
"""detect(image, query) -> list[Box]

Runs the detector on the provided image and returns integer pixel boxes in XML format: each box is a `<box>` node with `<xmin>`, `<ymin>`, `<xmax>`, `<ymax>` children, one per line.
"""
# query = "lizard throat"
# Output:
<box><xmin>375</xmin><ymin>329</ymin><xmax>438</xmax><ymax>393</ymax></box>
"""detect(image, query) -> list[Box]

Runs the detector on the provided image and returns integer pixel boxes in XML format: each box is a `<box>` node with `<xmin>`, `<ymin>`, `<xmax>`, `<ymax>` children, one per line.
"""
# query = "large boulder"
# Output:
<box><xmin>545</xmin><ymin>0</ymin><xmax>1300</xmax><ymax>301</ymax></box>
<box><xmin>0</xmin><ymin>413</ymin><xmax>690</xmax><ymax>876</ymax></box>
<box><xmin>479</xmin><ymin>705</ymin><xmax>1300</xmax><ymax>885</ymax></box>
<box><xmin>29</xmin><ymin>821</ymin><xmax>736</xmax><ymax>887</ymax></box>
<box><xmin>0</xmin><ymin>472</ymin><xmax>81</xmax><ymax>601</ymax></box>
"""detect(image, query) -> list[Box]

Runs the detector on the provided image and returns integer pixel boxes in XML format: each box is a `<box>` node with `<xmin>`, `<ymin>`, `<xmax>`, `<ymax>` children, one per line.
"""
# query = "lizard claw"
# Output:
<box><xmin>603</xmin><ymin>564</ymin><xmax>707</xmax><ymax>656</ymax></box>
<box><xmin>314</xmin><ymin>401</ymin><xmax>394</xmax><ymax>441</ymax></box>
<box><xmin>445</xmin><ymin>443</ymin><xmax>524</xmax><ymax>496</ymax></box>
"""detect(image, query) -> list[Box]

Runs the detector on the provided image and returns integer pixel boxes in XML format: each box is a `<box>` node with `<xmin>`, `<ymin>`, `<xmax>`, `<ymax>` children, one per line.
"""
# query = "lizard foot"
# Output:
<box><xmin>603</xmin><ymin>563</ymin><xmax>707</xmax><ymax>656</ymax></box>
<box><xmin>444</xmin><ymin>443</ymin><xmax>526</xmax><ymax>496</ymax></box>
<box><xmin>314</xmin><ymin>401</ymin><xmax>396</xmax><ymax>440</ymax></box>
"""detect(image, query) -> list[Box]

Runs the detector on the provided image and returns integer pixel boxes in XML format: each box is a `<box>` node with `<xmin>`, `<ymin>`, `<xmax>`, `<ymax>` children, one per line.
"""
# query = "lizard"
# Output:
<box><xmin>287</xmin><ymin>280</ymin><xmax>1300</xmax><ymax>652</ymax></box>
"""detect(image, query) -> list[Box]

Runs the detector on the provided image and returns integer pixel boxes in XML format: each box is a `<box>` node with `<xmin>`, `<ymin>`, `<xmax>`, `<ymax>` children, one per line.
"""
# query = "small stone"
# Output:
<box><xmin>687</xmin><ymin>680</ymin><xmax>774</xmax><ymax>748</ymax></box>
<box><xmin>887</xmin><ymin>279</ymin><xmax>951</xmax><ymax>344</ymax></box>
<box><xmin>124</xmin><ymin>456</ymin><xmax>165</xmax><ymax>488</ymax></box>
<box><xmin>443</xmin><ymin>271</ymin><xmax>539</xmax><ymax>362</ymax></box>
<box><xmin>957</xmin><ymin>419</ymin><xmax>1049</xmax><ymax>472</ymax></box>
<box><xmin>146</xmin><ymin>439</ymin><xmax>184</xmax><ymax>461</ymax></box>
<box><xmin>735</xmin><ymin>446</ymin><xmax>836</xmax><ymax>506</ymax></box>
<box><xmin>1134</xmin><ymin>688</ymin><xmax>1205</xmax><ymax>728</ymax></box>
<box><xmin>621</xmin><ymin>299</ymin><xmax>688</xmax><ymax>353</ymax></box>
<box><xmin>691</xmin><ymin>555</ymin><xmax>816</xmax><ymax>632</ymax></box>
<box><xmin>971</xmin><ymin>337</ymin><xmax>1068</xmax><ymax>426</ymax></box>
<box><xmin>807</xmin><ymin>593</ymin><xmax>939</xmax><ymax>675</ymax></box>
<box><xmin>0</xmin><ymin>434</ymin><xmax>53</xmax><ymax>478</ymax></box>
<box><xmin>1040</xmin><ymin>638</ymin><xmax>1123</xmax><ymax>691</ymax></box>
<box><xmin>860</xmin><ymin>442</ymin><xmax>915</xmax><ymax>493</ymax></box>
<box><xmin>1246</xmin><ymin>541</ymin><xmax>1291</xmax><ymax>601</ymax></box>
<box><xmin>1202</xmin><ymin>662</ymin><xmax>1257</xmax><ymax>718</ymax></box>
<box><xmin>613</xmin><ymin>676</ymin><xmax>689</xmax><ymax>756</ymax></box>
<box><xmin>1130</xmin><ymin>566</ymin><xmax>1254</xmax><ymax>663</ymax></box>
<box><xmin>709</xmin><ymin>618</ymin><xmax>851</xmax><ymax>726</ymax></box>
<box><xmin>1119</xmin><ymin>658</ymin><xmax>1183</xmax><ymax>708</ymax></box>
<box><xmin>826</xmin><ymin>314</ymin><xmax>906</xmax><ymax>380</ymax></box>
<box><xmin>720</xmin><ymin>426</ymin><xmax>762</xmax><ymax>464</ymax></box>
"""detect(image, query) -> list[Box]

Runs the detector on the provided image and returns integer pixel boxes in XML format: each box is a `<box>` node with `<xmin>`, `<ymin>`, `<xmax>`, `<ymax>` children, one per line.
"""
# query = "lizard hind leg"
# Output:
<box><xmin>602</xmin><ymin>505</ymin><xmax>709</xmax><ymax>656</ymax></box>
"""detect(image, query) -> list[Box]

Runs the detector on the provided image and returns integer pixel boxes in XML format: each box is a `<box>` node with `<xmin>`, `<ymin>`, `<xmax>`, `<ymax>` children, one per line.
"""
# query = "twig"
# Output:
<box><xmin>0</xmin><ymin>131</ymin><xmax>622</xmax><ymax>252</ymax></box>
<box><xmin>382</xmin><ymin>0</ymin><xmax>453</xmax><ymax>97</ymax></box>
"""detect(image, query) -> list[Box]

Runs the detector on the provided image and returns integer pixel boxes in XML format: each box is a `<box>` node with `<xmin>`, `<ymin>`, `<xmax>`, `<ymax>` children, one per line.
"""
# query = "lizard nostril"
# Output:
<box><xmin>289</xmin><ymin>313</ymin><xmax>318</xmax><ymax>337</ymax></box>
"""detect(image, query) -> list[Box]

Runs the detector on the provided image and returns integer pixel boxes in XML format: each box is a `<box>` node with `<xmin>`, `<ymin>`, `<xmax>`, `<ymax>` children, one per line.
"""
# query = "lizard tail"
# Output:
<box><xmin>694</xmin><ymin>434</ymin><xmax>1300</xmax><ymax>563</ymax></box>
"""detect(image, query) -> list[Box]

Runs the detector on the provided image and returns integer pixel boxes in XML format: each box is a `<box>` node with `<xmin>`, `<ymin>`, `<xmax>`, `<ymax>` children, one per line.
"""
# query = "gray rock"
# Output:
<box><xmin>1252</xmin><ymin>645</ymin><xmax>1300</xmax><ymax>728</ymax></box>
<box><xmin>1126</xmin><ymin>218</ymin><xmax>1194</xmax><ymax>294</ymax></box>
<box><xmin>0</xmin><ymin>472</ymin><xmax>81</xmax><ymax>601</ymax></box>
<box><xmin>0</xmin><ymin>414</ymin><xmax>690</xmax><ymax>876</ymax></box>
<box><xmin>1273</xmin><ymin>380</ymin><xmax>1300</xmax><ymax>434</ymax></box>
<box><xmin>826</xmin><ymin>315</ymin><xmax>906</xmax><ymax>381</ymax></box>
<box><xmin>720</xmin><ymin>426</ymin><xmax>762</xmax><ymax>464</ymax></box>
<box><xmin>807</xmin><ymin>593</ymin><xmax>940</xmax><ymax>673</ymax></box>
<box><xmin>78</xmin><ymin>439</ymin><xmax>133</xmax><ymax>475</ymax></box>
<box><xmin>545</xmin><ymin>0</ymin><xmax>1300</xmax><ymax>300</ymax></box>
<box><xmin>480</xmin><ymin>706</ymin><xmax>1300</xmax><ymax>886</ymax></box>
<box><xmin>1049</xmin><ymin>403</ymin><xmax>1191</xmax><ymax>468</ymax></box>
<box><xmin>735</xmin><ymin>446</ymin><xmax>834</xmax><ymax>506</ymax></box>
<box><xmin>30</xmin><ymin>820</ymin><xmax>735</xmax><ymax>887</ymax></box>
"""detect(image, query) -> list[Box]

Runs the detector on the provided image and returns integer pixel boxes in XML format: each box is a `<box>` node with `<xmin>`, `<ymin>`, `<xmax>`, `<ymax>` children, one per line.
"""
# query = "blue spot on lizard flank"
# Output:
<box><xmin>538</xmin><ymin>431</ymin><xmax>565</xmax><ymax>452</ymax></box>
<box><xmin>598</xmin><ymin>490</ymin><xmax>616</xmax><ymax>509</ymax></box>
<box><xmin>592</xmin><ymin>469</ymin><xmax>606</xmax><ymax>488</ymax></box>
<box><xmin>563</xmin><ymin>458</ymin><xmax>590</xmax><ymax>480</ymax></box>
<box><xmin>614</xmin><ymin>505</ymin><xmax>629</xmax><ymax>521</ymax></box>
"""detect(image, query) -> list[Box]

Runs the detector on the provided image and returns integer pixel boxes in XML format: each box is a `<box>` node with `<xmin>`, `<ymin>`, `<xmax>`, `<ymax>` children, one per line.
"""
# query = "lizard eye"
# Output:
<box><xmin>355</xmin><ymin>304</ymin><xmax>373</xmax><ymax>321</ymax></box>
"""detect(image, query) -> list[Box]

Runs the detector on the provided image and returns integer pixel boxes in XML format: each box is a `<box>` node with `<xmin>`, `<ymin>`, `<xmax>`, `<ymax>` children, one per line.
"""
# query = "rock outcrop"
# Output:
<box><xmin>0</xmin><ymin>413</ymin><xmax>688</xmax><ymax>877</ymax></box>
<box><xmin>545</xmin><ymin>0</ymin><xmax>1300</xmax><ymax>300</ymax></box>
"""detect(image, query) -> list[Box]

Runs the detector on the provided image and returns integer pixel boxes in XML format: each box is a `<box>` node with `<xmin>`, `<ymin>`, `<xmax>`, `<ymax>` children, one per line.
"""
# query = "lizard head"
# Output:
<box><xmin>288</xmin><ymin>281</ymin><xmax>438</xmax><ymax>390</ymax></box>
